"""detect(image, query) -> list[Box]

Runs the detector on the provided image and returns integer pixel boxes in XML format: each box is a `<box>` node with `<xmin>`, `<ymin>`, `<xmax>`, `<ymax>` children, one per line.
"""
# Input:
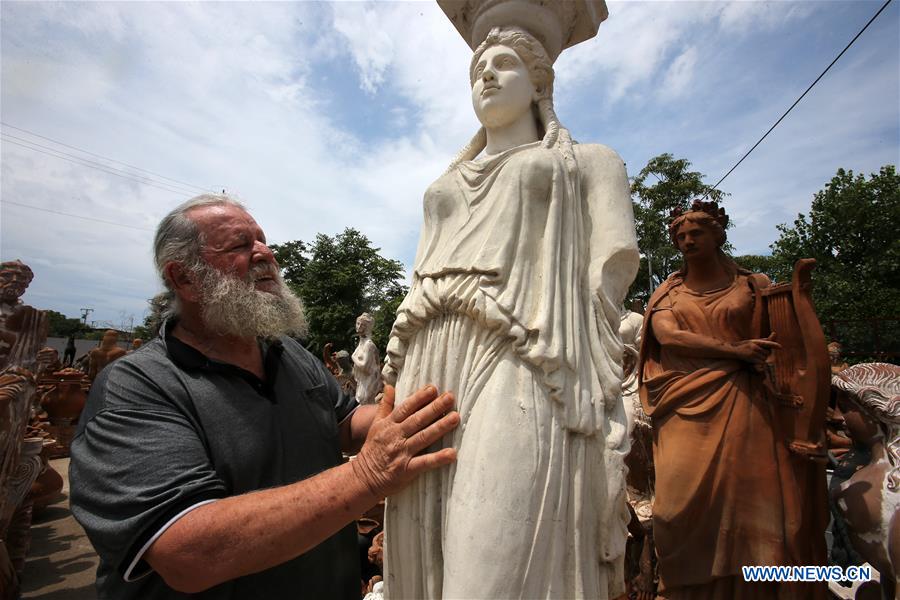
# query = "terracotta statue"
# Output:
<box><xmin>0</xmin><ymin>260</ymin><xmax>47</xmax><ymax>371</ymax></box>
<box><xmin>831</xmin><ymin>363</ymin><xmax>899</xmax><ymax>599</ymax></box>
<box><xmin>640</xmin><ymin>200</ymin><xmax>827</xmax><ymax>599</ymax></box>
<box><xmin>828</xmin><ymin>341</ymin><xmax>850</xmax><ymax>374</ymax></box>
<box><xmin>351</xmin><ymin>313</ymin><xmax>382</xmax><ymax>405</ymax></box>
<box><xmin>87</xmin><ymin>329</ymin><xmax>126</xmax><ymax>381</ymax></box>
<box><xmin>382</xmin><ymin>2</ymin><xmax>638</xmax><ymax>597</ymax></box>
<box><xmin>129</xmin><ymin>338</ymin><xmax>143</xmax><ymax>352</ymax></box>
<box><xmin>0</xmin><ymin>367</ymin><xmax>37</xmax><ymax>597</ymax></box>
<box><xmin>322</xmin><ymin>343</ymin><xmax>357</xmax><ymax>396</ymax></box>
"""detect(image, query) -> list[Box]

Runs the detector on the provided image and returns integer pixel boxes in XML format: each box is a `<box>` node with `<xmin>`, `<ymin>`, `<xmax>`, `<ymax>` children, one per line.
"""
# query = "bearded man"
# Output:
<box><xmin>69</xmin><ymin>195</ymin><xmax>459</xmax><ymax>599</ymax></box>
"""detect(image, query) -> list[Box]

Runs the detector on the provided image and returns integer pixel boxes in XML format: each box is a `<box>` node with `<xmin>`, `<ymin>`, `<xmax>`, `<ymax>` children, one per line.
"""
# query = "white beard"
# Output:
<box><xmin>194</xmin><ymin>262</ymin><xmax>308</xmax><ymax>339</ymax></box>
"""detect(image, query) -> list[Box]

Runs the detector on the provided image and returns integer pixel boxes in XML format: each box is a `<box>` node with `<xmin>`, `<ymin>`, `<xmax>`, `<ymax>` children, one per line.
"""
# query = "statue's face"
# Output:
<box><xmin>674</xmin><ymin>220</ymin><xmax>717</xmax><ymax>261</ymax></box>
<box><xmin>0</xmin><ymin>266</ymin><xmax>31</xmax><ymax>303</ymax></box>
<box><xmin>356</xmin><ymin>317</ymin><xmax>372</xmax><ymax>335</ymax></box>
<box><xmin>471</xmin><ymin>44</ymin><xmax>537</xmax><ymax>129</ymax></box>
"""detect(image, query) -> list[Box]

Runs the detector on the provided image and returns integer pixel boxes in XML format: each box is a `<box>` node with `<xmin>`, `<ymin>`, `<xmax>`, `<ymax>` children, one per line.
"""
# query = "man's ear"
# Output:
<box><xmin>164</xmin><ymin>262</ymin><xmax>201</xmax><ymax>303</ymax></box>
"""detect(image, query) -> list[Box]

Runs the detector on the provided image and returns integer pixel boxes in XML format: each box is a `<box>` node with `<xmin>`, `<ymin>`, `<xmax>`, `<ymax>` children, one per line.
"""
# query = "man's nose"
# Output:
<box><xmin>252</xmin><ymin>240</ymin><xmax>276</xmax><ymax>264</ymax></box>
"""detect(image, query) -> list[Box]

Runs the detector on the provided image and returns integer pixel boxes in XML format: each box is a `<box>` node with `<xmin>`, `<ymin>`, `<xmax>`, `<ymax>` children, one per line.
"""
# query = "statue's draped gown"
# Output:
<box><xmin>383</xmin><ymin>141</ymin><xmax>639</xmax><ymax>599</ymax></box>
<box><xmin>640</xmin><ymin>272</ymin><xmax>820</xmax><ymax>599</ymax></box>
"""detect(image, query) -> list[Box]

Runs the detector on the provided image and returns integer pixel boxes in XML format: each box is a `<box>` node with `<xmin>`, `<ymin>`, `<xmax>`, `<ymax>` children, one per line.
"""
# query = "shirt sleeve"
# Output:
<box><xmin>69</xmin><ymin>359</ymin><xmax>228</xmax><ymax>581</ymax></box>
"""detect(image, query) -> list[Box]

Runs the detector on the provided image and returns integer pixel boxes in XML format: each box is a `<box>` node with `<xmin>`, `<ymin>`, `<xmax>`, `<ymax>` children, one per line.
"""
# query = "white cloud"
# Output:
<box><xmin>1</xmin><ymin>0</ymin><xmax>897</xmax><ymax>325</ymax></box>
<box><xmin>660</xmin><ymin>46</ymin><xmax>699</xmax><ymax>98</ymax></box>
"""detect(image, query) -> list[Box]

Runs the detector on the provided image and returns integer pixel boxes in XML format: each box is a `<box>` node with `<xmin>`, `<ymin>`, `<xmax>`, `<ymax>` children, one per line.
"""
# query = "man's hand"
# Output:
<box><xmin>351</xmin><ymin>384</ymin><xmax>459</xmax><ymax>499</ymax></box>
<box><xmin>731</xmin><ymin>333</ymin><xmax>781</xmax><ymax>365</ymax></box>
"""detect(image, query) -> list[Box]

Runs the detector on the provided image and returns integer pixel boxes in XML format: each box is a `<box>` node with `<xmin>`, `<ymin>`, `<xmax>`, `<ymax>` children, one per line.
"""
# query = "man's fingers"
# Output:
<box><xmin>407</xmin><ymin>447</ymin><xmax>458</xmax><ymax>476</ymax></box>
<box><xmin>377</xmin><ymin>385</ymin><xmax>396</xmax><ymax>419</ymax></box>
<box><xmin>401</xmin><ymin>392</ymin><xmax>455</xmax><ymax>437</ymax></box>
<box><xmin>392</xmin><ymin>384</ymin><xmax>440</xmax><ymax>422</ymax></box>
<box><xmin>406</xmin><ymin>411</ymin><xmax>460</xmax><ymax>454</ymax></box>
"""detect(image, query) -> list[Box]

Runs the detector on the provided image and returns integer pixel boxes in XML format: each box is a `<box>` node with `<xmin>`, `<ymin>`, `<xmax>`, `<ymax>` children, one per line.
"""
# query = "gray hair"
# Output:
<box><xmin>150</xmin><ymin>193</ymin><xmax>246</xmax><ymax>327</ymax></box>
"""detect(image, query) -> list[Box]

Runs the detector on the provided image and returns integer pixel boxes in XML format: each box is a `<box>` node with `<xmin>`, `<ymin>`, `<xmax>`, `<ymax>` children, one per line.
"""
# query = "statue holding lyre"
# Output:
<box><xmin>639</xmin><ymin>200</ymin><xmax>829</xmax><ymax>599</ymax></box>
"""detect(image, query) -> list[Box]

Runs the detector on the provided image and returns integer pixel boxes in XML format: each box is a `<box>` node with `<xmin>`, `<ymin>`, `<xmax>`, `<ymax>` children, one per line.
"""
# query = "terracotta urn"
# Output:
<box><xmin>42</xmin><ymin>368</ymin><xmax>88</xmax><ymax>424</ymax></box>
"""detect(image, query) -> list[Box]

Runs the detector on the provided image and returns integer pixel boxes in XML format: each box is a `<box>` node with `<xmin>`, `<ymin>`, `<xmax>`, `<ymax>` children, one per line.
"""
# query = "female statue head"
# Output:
<box><xmin>668</xmin><ymin>199</ymin><xmax>740</xmax><ymax>274</ymax></box>
<box><xmin>356</xmin><ymin>312</ymin><xmax>374</xmax><ymax>337</ymax></box>
<box><xmin>448</xmin><ymin>26</ymin><xmax>574</xmax><ymax>170</ymax></box>
<box><xmin>668</xmin><ymin>199</ymin><xmax>729</xmax><ymax>250</ymax></box>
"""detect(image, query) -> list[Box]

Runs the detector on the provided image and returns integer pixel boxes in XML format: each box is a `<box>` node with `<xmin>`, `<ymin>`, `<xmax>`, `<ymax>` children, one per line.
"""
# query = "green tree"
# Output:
<box><xmin>271</xmin><ymin>228</ymin><xmax>407</xmax><ymax>356</ymax></box>
<box><xmin>769</xmin><ymin>165</ymin><xmax>900</xmax><ymax>326</ymax></box>
<box><xmin>628</xmin><ymin>153</ymin><xmax>727</xmax><ymax>303</ymax></box>
<box><xmin>45</xmin><ymin>310</ymin><xmax>85</xmax><ymax>337</ymax></box>
<box><xmin>733</xmin><ymin>254</ymin><xmax>780</xmax><ymax>282</ymax></box>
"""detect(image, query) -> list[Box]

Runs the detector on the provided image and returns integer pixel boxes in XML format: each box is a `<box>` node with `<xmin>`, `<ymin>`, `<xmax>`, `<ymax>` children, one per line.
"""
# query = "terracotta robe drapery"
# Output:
<box><xmin>640</xmin><ymin>272</ymin><xmax>821</xmax><ymax>599</ymax></box>
<box><xmin>382</xmin><ymin>142</ymin><xmax>639</xmax><ymax>599</ymax></box>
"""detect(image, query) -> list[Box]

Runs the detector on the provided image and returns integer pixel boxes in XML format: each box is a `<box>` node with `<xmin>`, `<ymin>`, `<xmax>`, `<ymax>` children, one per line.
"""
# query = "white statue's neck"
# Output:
<box><xmin>483</xmin><ymin>110</ymin><xmax>540</xmax><ymax>157</ymax></box>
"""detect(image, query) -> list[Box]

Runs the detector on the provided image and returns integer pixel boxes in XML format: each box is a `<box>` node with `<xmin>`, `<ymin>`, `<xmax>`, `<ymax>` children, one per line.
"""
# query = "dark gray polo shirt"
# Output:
<box><xmin>69</xmin><ymin>323</ymin><xmax>360</xmax><ymax>599</ymax></box>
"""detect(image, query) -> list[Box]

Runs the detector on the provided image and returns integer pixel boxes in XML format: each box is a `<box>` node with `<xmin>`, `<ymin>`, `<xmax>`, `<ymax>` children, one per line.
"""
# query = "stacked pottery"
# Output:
<box><xmin>41</xmin><ymin>368</ymin><xmax>88</xmax><ymax>458</ymax></box>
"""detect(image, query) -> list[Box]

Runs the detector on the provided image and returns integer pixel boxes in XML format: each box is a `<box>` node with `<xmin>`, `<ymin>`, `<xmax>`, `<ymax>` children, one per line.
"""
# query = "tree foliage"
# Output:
<box><xmin>769</xmin><ymin>165</ymin><xmax>900</xmax><ymax>325</ymax></box>
<box><xmin>270</xmin><ymin>228</ymin><xmax>407</xmax><ymax>356</ymax></box>
<box><xmin>45</xmin><ymin>310</ymin><xmax>85</xmax><ymax>338</ymax></box>
<box><xmin>627</xmin><ymin>153</ymin><xmax>726</xmax><ymax>303</ymax></box>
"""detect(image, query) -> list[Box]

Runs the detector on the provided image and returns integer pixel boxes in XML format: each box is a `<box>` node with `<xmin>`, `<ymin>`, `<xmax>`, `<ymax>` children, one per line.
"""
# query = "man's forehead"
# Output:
<box><xmin>188</xmin><ymin>204</ymin><xmax>261</xmax><ymax>234</ymax></box>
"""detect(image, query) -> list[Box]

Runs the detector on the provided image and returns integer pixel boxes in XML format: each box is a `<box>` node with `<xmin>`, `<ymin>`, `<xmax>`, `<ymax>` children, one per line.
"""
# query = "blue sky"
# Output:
<box><xmin>1</xmin><ymin>0</ymin><xmax>898</xmax><ymax>328</ymax></box>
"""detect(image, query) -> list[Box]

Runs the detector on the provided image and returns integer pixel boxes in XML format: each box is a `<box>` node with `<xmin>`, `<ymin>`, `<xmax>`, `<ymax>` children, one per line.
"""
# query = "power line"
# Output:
<box><xmin>0</xmin><ymin>121</ymin><xmax>213</xmax><ymax>194</ymax></box>
<box><xmin>709</xmin><ymin>0</ymin><xmax>894</xmax><ymax>193</ymax></box>
<box><xmin>2</xmin><ymin>136</ymin><xmax>198</xmax><ymax>197</ymax></box>
<box><xmin>1</xmin><ymin>200</ymin><xmax>154</xmax><ymax>232</ymax></box>
<box><xmin>2</xmin><ymin>131</ymin><xmax>202</xmax><ymax>195</ymax></box>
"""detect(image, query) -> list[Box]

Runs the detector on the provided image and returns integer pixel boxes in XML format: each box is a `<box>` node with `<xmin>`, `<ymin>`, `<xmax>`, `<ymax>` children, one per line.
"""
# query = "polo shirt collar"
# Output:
<box><xmin>158</xmin><ymin>318</ymin><xmax>284</xmax><ymax>396</ymax></box>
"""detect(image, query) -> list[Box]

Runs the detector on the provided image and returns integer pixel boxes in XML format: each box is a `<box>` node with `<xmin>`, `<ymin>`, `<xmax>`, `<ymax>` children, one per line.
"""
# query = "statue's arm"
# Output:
<box><xmin>651</xmin><ymin>309</ymin><xmax>779</xmax><ymax>365</ymax></box>
<box><xmin>577</xmin><ymin>144</ymin><xmax>640</xmax><ymax>303</ymax></box>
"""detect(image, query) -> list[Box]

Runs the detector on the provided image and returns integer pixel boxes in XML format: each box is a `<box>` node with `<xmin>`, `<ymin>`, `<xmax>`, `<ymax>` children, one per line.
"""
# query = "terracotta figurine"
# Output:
<box><xmin>828</xmin><ymin>341</ymin><xmax>850</xmax><ymax>375</ymax></box>
<box><xmin>87</xmin><ymin>330</ymin><xmax>127</xmax><ymax>381</ymax></box>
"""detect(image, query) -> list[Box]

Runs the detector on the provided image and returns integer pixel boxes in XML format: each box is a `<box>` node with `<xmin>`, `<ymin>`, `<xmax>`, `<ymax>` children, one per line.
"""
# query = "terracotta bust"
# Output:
<box><xmin>639</xmin><ymin>200</ymin><xmax>824</xmax><ymax>598</ymax></box>
<box><xmin>87</xmin><ymin>330</ymin><xmax>127</xmax><ymax>381</ymax></box>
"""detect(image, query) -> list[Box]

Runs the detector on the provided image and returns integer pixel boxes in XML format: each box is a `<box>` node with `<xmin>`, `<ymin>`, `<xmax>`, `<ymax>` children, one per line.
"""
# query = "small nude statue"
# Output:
<box><xmin>87</xmin><ymin>330</ymin><xmax>127</xmax><ymax>382</ymax></box>
<box><xmin>351</xmin><ymin>313</ymin><xmax>382</xmax><ymax>405</ymax></box>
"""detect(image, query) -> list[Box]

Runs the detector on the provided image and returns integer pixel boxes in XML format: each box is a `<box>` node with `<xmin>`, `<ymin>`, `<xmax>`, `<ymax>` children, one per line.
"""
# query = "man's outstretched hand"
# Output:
<box><xmin>351</xmin><ymin>384</ymin><xmax>459</xmax><ymax>499</ymax></box>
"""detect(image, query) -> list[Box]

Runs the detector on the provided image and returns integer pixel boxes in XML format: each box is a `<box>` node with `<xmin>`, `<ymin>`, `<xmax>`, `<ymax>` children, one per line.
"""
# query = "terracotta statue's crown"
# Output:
<box><xmin>669</xmin><ymin>199</ymin><xmax>729</xmax><ymax>231</ymax></box>
<box><xmin>437</xmin><ymin>0</ymin><xmax>608</xmax><ymax>61</ymax></box>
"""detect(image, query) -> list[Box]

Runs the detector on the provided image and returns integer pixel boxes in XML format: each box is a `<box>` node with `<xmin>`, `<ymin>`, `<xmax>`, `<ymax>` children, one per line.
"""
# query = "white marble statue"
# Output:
<box><xmin>351</xmin><ymin>312</ymin><xmax>382</xmax><ymax>405</ymax></box>
<box><xmin>382</xmin><ymin>3</ymin><xmax>639</xmax><ymax>597</ymax></box>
